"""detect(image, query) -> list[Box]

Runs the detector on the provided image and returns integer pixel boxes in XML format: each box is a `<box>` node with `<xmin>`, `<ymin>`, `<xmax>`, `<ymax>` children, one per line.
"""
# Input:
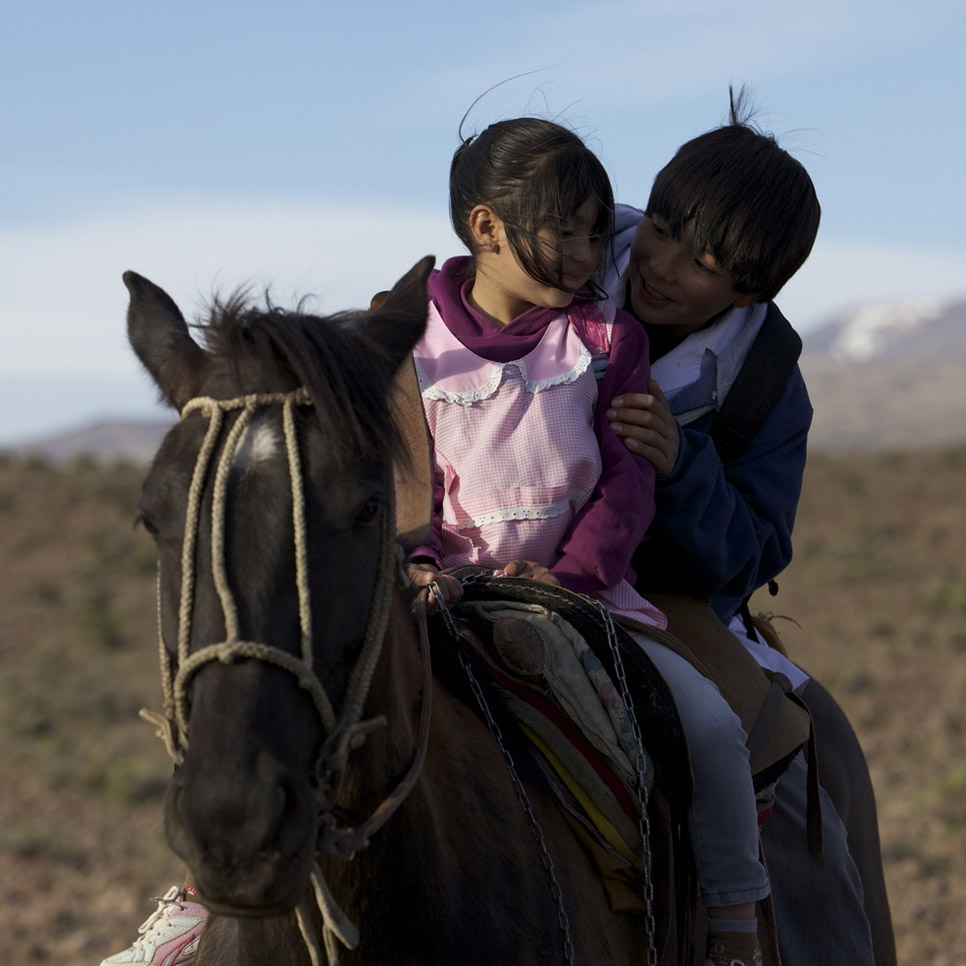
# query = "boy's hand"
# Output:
<box><xmin>500</xmin><ymin>560</ymin><xmax>561</xmax><ymax>586</ymax></box>
<box><xmin>607</xmin><ymin>380</ymin><xmax>680</xmax><ymax>478</ymax></box>
<box><xmin>407</xmin><ymin>562</ymin><xmax>463</xmax><ymax>609</ymax></box>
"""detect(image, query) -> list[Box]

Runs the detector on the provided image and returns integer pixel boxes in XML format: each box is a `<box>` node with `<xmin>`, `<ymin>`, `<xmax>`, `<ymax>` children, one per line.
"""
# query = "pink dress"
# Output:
<box><xmin>413</xmin><ymin>288</ymin><xmax>665</xmax><ymax>629</ymax></box>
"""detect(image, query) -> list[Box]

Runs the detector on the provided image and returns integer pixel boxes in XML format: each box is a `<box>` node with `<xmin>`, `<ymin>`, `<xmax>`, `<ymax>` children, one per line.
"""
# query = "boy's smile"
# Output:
<box><xmin>628</xmin><ymin>215</ymin><xmax>757</xmax><ymax>341</ymax></box>
<box><xmin>635</xmin><ymin>272</ymin><xmax>674</xmax><ymax>306</ymax></box>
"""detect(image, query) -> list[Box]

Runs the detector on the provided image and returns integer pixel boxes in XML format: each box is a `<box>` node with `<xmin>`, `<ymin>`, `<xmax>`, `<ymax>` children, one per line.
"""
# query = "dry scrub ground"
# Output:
<box><xmin>749</xmin><ymin>447</ymin><xmax>966</xmax><ymax>965</ymax></box>
<box><xmin>0</xmin><ymin>449</ymin><xmax>964</xmax><ymax>965</ymax></box>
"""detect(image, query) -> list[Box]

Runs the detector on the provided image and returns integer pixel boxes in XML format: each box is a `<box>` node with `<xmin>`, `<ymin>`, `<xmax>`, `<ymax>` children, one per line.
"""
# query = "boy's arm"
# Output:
<box><xmin>636</xmin><ymin>369</ymin><xmax>812</xmax><ymax>600</ymax></box>
<box><xmin>551</xmin><ymin>316</ymin><xmax>656</xmax><ymax>594</ymax></box>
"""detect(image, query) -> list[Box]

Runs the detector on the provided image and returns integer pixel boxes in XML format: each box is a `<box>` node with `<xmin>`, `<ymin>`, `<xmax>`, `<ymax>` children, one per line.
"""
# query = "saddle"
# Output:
<box><xmin>637</xmin><ymin>595</ymin><xmax>812</xmax><ymax>792</ymax></box>
<box><xmin>426</xmin><ymin>569</ymin><xmax>692</xmax><ymax>938</ymax></box>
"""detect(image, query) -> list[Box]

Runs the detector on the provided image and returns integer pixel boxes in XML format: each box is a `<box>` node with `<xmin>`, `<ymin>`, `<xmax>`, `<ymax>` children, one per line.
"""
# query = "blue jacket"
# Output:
<box><xmin>632</xmin><ymin>361</ymin><xmax>812</xmax><ymax>623</ymax></box>
<box><xmin>603</xmin><ymin>205</ymin><xmax>813</xmax><ymax>622</ymax></box>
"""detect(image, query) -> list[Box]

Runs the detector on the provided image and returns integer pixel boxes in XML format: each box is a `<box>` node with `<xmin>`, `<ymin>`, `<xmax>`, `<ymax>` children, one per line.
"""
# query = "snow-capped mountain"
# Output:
<box><xmin>803</xmin><ymin>297</ymin><xmax>966</xmax><ymax>364</ymax></box>
<box><xmin>800</xmin><ymin>295</ymin><xmax>966</xmax><ymax>451</ymax></box>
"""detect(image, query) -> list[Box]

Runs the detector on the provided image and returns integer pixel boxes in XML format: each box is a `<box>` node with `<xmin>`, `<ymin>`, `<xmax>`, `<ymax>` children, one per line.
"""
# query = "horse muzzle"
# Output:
<box><xmin>164</xmin><ymin>758</ymin><xmax>319</xmax><ymax>915</ymax></box>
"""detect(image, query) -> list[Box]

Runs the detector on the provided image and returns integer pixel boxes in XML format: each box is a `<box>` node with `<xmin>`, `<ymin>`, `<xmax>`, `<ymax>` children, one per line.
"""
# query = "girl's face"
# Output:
<box><xmin>628</xmin><ymin>214</ymin><xmax>757</xmax><ymax>341</ymax></box>
<box><xmin>472</xmin><ymin>197</ymin><xmax>602</xmax><ymax>325</ymax></box>
<box><xmin>539</xmin><ymin>196</ymin><xmax>604</xmax><ymax>292</ymax></box>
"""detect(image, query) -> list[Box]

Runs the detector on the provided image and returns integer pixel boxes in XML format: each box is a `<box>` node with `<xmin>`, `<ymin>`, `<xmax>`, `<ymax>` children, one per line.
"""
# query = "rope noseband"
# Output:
<box><xmin>140</xmin><ymin>388</ymin><xmax>432</xmax><ymax>966</ymax></box>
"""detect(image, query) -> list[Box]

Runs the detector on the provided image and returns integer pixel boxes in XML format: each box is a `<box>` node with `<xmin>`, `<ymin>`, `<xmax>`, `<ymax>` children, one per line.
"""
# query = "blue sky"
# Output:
<box><xmin>2</xmin><ymin>0</ymin><xmax>964</xmax><ymax>444</ymax></box>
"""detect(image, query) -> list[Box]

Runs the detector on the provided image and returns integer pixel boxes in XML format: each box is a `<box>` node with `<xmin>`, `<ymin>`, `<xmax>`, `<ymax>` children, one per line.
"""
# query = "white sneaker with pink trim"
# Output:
<box><xmin>100</xmin><ymin>886</ymin><xmax>208</xmax><ymax>966</ymax></box>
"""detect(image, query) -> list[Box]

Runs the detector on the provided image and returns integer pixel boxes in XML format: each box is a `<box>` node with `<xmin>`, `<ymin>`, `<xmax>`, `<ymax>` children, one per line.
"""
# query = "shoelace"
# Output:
<box><xmin>131</xmin><ymin>889</ymin><xmax>187</xmax><ymax>948</ymax></box>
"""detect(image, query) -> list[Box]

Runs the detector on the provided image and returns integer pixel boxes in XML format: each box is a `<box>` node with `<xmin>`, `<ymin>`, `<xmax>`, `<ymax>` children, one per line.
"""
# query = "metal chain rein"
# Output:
<box><xmin>432</xmin><ymin>584</ymin><xmax>576</xmax><ymax>966</ymax></box>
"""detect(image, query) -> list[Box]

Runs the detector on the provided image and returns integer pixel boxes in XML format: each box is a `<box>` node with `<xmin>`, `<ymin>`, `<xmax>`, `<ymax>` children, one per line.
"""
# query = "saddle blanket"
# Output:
<box><xmin>457</xmin><ymin>599</ymin><xmax>652</xmax><ymax>871</ymax></box>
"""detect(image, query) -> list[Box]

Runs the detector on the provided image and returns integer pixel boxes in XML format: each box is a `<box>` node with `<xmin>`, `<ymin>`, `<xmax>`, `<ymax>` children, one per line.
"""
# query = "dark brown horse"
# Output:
<box><xmin>125</xmin><ymin>257</ymin><xmax>658</xmax><ymax>965</ymax></box>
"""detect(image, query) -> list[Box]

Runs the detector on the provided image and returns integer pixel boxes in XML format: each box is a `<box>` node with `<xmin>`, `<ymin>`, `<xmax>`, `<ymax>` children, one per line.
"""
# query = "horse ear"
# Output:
<box><xmin>361</xmin><ymin>255</ymin><xmax>434</xmax><ymax>371</ymax></box>
<box><xmin>123</xmin><ymin>271</ymin><xmax>210</xmax><ymax>410</ymax></box>
<box><xmin>362</xmin><ymin>257</ymin><xmax>435</xmax><ymax>547</ymax></box>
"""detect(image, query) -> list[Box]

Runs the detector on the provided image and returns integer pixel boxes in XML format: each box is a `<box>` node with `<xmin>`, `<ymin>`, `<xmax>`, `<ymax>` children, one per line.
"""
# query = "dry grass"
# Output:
<box><xmin>0</xmin><ymin>456</ymin><xmax>183</xmax><ymax>964</ymax></box>
<box><xmin>1</xmin><ymin>448</ymin><xmax>963</xmax><ymax>964</ymax></box>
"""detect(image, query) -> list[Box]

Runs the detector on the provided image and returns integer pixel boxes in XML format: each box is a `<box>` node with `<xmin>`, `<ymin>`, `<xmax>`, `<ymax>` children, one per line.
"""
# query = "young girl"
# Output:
<box><xmin>407</xmin><ymin>117</ymin><xmax>768</xmax><ymax>966</ymax></box>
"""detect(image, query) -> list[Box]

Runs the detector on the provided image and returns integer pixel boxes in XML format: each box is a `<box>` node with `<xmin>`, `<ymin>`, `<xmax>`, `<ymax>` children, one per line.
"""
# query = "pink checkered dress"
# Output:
<box><xmin>414</xmin><ymin>300</ymin><xmax>664</xmax><ymax>628</ymax></box>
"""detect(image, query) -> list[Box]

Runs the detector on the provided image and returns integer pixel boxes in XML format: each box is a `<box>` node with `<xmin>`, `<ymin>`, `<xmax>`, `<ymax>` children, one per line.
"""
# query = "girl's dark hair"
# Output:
<box><xmin>646</xmin><ymin>88</ymin><xmax>821</xmax><ymax>301</ymax></box>
<box><xmin>449</xmin><ymin>117</ymin><xmax>614</xmax><ymax>292</ymax></box>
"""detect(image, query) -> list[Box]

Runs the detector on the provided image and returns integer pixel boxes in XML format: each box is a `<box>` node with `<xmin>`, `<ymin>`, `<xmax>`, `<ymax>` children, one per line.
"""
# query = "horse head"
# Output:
<box><xmin>126</xmin><ymin>257</ymin><xmax>433</xmax><ymax>917</ymax></box>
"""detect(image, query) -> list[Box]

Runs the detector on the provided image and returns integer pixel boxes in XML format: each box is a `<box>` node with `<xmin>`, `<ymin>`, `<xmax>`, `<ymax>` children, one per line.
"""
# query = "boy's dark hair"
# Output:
<box><xmin>450</xmin><ymin>117</ymin><xmax>614</xmax><ymax>292</ymax></box>
<box><xmin>647</xmin><ymin>89</ymin><xmax>820</xmax><ymax>301</ymax></box>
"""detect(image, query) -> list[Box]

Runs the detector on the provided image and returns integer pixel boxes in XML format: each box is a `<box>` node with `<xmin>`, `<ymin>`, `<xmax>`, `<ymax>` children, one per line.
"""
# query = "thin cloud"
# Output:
<box><xmin>410</xmin><ymin>0</ymin><xmax>956</xmax><ymax>115</ymax></box>
<box><xmin>3</xmin><ymin>195</ymin><xmax>965</xmax><ymax>377</ymax></box>
<box><xmin>0</xmin><ymin>197</ymin><xmax>455</xmax><ymax>374</ymax></box>
<box><xmin>2</xmin><ymin>195</ymin><xmax>965</xmax><ymax>448</ymax></box>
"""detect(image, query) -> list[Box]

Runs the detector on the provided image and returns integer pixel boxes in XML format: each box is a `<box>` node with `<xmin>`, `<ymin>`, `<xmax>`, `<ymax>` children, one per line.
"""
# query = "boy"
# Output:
<box><xmin>602</xmin><ymin>92</ymin><xmax>893</xmax><ymax>965</ymax></box>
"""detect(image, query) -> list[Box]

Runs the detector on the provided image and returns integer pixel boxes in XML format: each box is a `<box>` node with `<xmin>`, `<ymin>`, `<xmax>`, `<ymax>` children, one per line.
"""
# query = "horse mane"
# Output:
<box><xmin>197</xmin><ymin>293</ymin><xmax>408</xmax><ymax>470</ymax></box>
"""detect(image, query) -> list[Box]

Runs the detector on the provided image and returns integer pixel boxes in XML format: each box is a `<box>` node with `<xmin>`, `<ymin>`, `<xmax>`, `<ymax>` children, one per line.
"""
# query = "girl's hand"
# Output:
<box><xmin>407</xmin><ymin>562</ymin><xmax>464</xmax><ymax>609</ymax></box>
<box><xmin>606</xmin><ymin>379</ymin><xmax>680</xmax><ymax>478</ymax></box>
<box><xmin>501</xmin><ymin>560</ymin><xmax>561</xmax><ymax>586</ymax></box>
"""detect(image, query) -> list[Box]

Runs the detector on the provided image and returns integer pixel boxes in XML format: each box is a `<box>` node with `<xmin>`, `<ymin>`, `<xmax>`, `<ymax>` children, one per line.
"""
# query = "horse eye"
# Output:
<box><xmin>355</xmin><ymin>499</ymin><xmax>381</xmax><ymax>527</ymax></box>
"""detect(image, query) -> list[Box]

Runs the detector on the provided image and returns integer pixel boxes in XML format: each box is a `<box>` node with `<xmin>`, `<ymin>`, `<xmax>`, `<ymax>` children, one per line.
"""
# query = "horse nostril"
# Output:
<box><xmin>273</xmin><ymin>778</ymin><xmax>311</xmax><ymax>854</ymax></box>
<box><xmin>266</xmin><ymin>783</ymin><xmax>288</xmax><ymax>846</ymax></box>
<box><xmin>165</xmin><ymin>780</ymin><xmax>204</xmax><ymax>862</ymax></box>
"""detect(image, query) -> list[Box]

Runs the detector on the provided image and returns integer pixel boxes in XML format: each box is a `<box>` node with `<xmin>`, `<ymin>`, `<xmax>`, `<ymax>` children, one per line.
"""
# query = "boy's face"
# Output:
<box><xmin>628</xmin><ymin>215</ymin><xmax>757</xmax><ymax>339</ymax></box>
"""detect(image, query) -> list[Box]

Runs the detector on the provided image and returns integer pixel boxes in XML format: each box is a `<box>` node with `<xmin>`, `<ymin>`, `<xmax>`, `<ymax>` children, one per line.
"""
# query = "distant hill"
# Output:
<box><xmin>5</xmin><ymin>294</ymin><xmax>966</xmax><ymax>462</ymax></box>
<box><xmin>6</xmin><ymin>418</ymin><xmax>174</xmax><ymax>465</ymax></box>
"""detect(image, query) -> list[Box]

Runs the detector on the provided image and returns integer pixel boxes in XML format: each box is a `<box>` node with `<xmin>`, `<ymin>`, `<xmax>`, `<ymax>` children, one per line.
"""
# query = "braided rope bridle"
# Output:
<box><xmin>140</xmin><ymin>387</ymin><xmax>432</xmax><ymax>966</ymax></box>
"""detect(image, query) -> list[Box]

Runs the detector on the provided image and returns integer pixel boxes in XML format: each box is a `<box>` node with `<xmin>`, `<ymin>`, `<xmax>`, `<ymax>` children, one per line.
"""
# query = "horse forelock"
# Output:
<box><xmin>199</xmin><ymin>295</ymin><xmax>406</xmax><ymax>471</ymax></box>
